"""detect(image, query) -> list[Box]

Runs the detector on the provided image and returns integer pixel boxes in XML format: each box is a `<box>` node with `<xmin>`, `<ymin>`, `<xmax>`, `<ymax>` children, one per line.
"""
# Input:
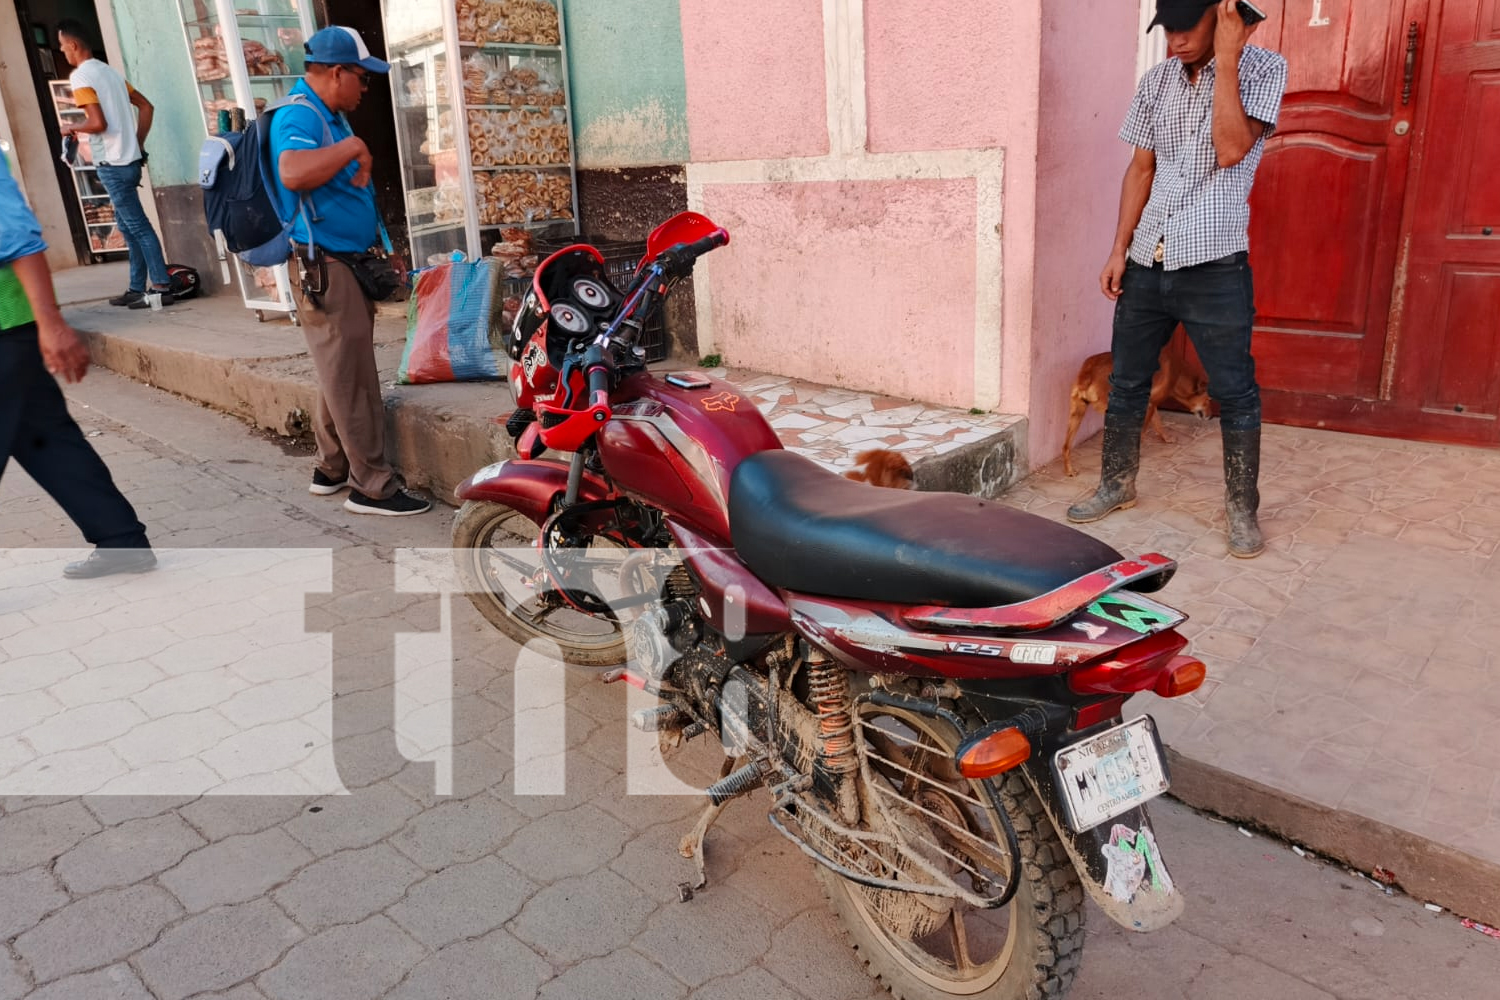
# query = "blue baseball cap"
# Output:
<box><xmin>303</xmin><ymin>26</ymin><xmax>390</xmax><ymax>73</ymax></box>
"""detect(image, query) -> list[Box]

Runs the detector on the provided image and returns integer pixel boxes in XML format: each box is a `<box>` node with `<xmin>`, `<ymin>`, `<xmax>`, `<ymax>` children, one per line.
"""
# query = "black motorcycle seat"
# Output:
<box><xmin>728</xmin><ymin>450</ymin><xmax>1124</xmax><ymax>607</ymax></box>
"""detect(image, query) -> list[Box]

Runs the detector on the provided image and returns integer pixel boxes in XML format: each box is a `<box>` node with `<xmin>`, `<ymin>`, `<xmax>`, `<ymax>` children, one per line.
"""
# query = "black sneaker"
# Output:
<box><xmin>343</xmin><ymin>489</ymin><xmax>432</xmax><ymax>517</ymax></box>
<box><xmin>128</xmin><ymin>290</ymin><xmax>175</xmax><ymax>309</ymax></box>
<box><xmin>308</xmin><ymin>470</ymin><xmax>349</xmax><ymax>496</ymax></box>
<box><xmin>109</xmin><ymin>290</ymin><xmax>145</xmax><ymax>307</ymax></box>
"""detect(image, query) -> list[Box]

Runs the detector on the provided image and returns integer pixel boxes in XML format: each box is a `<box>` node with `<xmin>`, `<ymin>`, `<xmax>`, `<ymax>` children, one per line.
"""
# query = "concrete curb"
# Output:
<box><xmin>1167</xmin><ymin>749</ymin><xmax>1500</xmax><ymax>925</ymax></box>
<box><xmin>916</xmin><ymin>422</ymin><xmax>1029</xmax><ymax>498</ymax></box>
<box><xmin>71</xmin><ymin>306</ymin><xmax>515</xmax><ymax>504</ymax></box>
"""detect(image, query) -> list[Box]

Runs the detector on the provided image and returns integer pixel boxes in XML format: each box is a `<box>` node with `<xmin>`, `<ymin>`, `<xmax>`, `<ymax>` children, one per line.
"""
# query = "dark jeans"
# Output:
<box><xmin>1107</xmin><ymin>252</ymin><xmax>1261</xmax><ymax>432</ymax></box>
<box><xmin>96</xmin><ymin>160</ymin><xmax>170</xmax><ymax>294</ymax></box>
<box><xmin>0</xmin><ymin>324</ymin><xmax>150</xmax><ymax>548</ymax></box>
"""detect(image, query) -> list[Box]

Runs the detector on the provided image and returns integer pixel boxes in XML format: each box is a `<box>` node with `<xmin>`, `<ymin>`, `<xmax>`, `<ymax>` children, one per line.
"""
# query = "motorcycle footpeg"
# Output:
<box><xmin>705</xmin><ymin>761</ymin><xmax>764</xmax><ymax>806</ymax></box>
<box><xmin>630</xmin><ymin>705</ymin><xmax>688</xmax><ymax>733</ymax></box>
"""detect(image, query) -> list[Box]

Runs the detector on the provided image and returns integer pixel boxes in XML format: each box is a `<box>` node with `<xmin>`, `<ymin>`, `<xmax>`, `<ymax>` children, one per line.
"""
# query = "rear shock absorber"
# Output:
<box><xmin>806</xmin><ymin>647</ymin><xmax>860</xmax><ymax>824</ymax></box>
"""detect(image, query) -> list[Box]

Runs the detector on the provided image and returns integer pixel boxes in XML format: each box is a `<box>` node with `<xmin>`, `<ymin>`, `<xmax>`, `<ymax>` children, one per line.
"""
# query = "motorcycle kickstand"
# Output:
<box><xmin>677</xmin><ymin>755</ymin><xmax>742</xmax><ymax>899</ymax></box>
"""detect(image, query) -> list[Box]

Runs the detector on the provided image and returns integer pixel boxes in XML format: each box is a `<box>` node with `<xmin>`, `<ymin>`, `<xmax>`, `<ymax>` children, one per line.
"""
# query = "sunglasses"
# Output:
<box><xmin>339</xmin><ymin>65</ymin><xmax>371</xmax><ymax>88</ymax></box>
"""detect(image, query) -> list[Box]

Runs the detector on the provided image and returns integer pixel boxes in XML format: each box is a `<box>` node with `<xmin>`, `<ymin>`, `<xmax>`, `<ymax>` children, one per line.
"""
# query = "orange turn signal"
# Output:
<box><xmin>957</xmin><ymin>727</ymin><xmax>1032</xmax><ymax>779</ymax></box>
<box><xmin>1154</xmin><ymin>656</ymin><xmax>1207</xmax><ymax>698</ymax></box>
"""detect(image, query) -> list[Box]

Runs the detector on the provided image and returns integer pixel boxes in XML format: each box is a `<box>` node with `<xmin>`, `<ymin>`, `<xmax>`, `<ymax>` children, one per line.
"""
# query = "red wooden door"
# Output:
<box><xmin>1392</xmin><ymin>0</ymin><xmax>1500</xmax><ymax>442</ymax></box>
<box><xmin>1245</xmin><ymin>0</ymin><xmax>1499</xmax><ymax>446</ymax></box>
<box><xmin>1248</xmin><ymin>1</ymin><xmax>1422</xmax><ymax>402</ymax></box>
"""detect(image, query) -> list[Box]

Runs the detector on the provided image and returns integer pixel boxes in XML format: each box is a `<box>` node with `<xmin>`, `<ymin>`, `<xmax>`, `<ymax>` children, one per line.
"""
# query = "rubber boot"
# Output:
<box><xmin>1223</xmin><ymin>426</ymin><xmax>1264</xmax><ymax>558</ymax></box>
<box><xmin>1066</xmin><ymin>414</ymin><xmax>1142</xmax><ymax>524</ymax></box>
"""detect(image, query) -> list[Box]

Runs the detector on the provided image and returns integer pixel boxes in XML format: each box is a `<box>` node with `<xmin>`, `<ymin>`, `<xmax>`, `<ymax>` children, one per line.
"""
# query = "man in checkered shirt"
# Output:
<box><xmin>1069</xmin><ymin>0</ymin><xmax>1286</xmax><ymax>559</ymax></box>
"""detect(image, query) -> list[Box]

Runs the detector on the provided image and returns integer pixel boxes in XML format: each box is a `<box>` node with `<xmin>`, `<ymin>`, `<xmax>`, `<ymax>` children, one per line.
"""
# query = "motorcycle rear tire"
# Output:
<box><xmin>451</xmin><ymin>499</ymin><xmax>627</xmax><ymax>665</ymax></box>
<box><xmin>817</xmin><ymin>752</ymin><xmax>1085</xmax><ymax>1000</ymax></box>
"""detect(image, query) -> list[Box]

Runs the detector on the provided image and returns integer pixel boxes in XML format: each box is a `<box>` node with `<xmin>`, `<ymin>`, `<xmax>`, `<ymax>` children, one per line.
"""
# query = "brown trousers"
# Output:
<box><xmin>291</xmin><ymin>255</ymin><xmax>395</xmax><ymax>499</ymax></box>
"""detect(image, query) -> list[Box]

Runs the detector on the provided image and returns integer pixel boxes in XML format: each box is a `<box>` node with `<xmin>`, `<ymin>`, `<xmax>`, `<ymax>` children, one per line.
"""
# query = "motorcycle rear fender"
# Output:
<box><xmin>453</xmin><ymin>459</ymin><xmax>611</xmax><ymax>523</ymax></box>
<box><xmin>956</xmin><ymin>682</ymin><xmax>1182</xmax><ymax>930</ymax></box>
<box><xmin>1018</xmin><ymin>755</ymin><xmax>1184</xmax><ymax>932</ymax></box>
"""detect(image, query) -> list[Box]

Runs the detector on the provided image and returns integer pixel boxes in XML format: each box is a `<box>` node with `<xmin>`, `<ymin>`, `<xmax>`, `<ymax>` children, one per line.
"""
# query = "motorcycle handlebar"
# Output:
<box><xmin>661</xmin><ymin>228</ymin><xmax>730</xmax><ymax>278</ymax></box>
<box><xmin>583</xmin><ymin>343</ymin><xmax>611</xmax><ymax>398</ymax></box>
<box><xmin>683</xmin><ymin>228</ymin><xmax>730</xmax><ymax>259</ymax></box>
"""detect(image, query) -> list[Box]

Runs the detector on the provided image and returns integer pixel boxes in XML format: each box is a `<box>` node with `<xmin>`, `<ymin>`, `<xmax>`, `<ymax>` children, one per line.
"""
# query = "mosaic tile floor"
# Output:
<box><xmin>711</xmin><ymin>368</ymin><xmax>1022</xmax><ymax>473</ymax></box>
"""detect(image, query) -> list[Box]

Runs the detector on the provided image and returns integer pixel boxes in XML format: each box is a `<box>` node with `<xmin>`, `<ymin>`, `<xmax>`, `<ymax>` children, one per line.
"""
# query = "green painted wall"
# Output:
<box><xmin>561</xmin><ymin>0</ymin><xmax>688</xmax><ymax>168</ymax></box>
<box><xmin>108</xmin><ymin>0</ymin><xmax>205</xmax><ymax>187</ymax></box>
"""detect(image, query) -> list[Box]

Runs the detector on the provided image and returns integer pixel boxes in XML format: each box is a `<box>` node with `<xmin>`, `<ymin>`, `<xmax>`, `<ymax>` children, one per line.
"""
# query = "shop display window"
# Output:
<box><xmin>48</xmin><ymin>79</ymin><xmax>127</xmax><ymax>260</ymax></box>
<box><xmin>383</xmin><ymin>0</ymin><xmax>579</xmax><ymax>267</ymax></box>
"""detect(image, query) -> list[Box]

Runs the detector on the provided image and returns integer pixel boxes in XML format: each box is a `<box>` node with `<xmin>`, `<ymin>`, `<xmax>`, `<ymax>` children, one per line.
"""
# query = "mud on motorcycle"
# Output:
<box><xmin>451</xmin><ymin>213</ymin><xmax>1204</xmax><ymax>1000</ymax></box>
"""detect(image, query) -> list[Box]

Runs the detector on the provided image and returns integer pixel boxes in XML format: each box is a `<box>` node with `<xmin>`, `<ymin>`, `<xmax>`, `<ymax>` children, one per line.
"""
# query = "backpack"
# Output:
<box><xmin>197</xmin><ymin>95</ymin><xmax>326</xmax><ymax>268</ymax></box>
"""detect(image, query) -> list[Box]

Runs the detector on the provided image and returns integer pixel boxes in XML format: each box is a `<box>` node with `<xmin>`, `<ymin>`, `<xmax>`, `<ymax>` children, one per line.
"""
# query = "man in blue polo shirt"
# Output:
<box><xmin>1</xmin><ymin>148</ymin><xmax>156</xmax><ymax>577</ymax></box>
<box><xmin>269</xmin><ymin>25</ymin><xmax>429</xmax><ymax>516</ymax></box>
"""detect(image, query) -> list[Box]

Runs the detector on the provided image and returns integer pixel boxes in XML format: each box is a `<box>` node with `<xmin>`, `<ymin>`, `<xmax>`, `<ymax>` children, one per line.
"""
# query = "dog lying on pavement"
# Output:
<box><xmin>843</xmin><ymin>449</ymin><xmax>916</xmax><ymax>489</ymax></box>
<box><xmin>1063</xmin><ymin>348</ymin><xmax>1210</xmax><ymax>477</ymax></box>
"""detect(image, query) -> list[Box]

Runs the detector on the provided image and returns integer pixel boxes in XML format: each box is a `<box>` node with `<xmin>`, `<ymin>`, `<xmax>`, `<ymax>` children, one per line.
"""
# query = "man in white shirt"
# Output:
<box><xmin>57</xmin><ymin>19</ymin><xmax>174</xmax><ymax>309</ymax></box>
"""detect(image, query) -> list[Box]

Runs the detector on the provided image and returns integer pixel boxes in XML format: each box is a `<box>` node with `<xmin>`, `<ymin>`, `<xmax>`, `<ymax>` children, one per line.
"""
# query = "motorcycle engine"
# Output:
<box><xmin>628</xmin><ymin>564</ymin><xmax>702</xmax><ymax>683</ymax></box>
<box><xmin>627</xmin><ymin>564</ymin><xmax>818</xmax><ymax>767</ymax></box>
<box><xmin>628</xmin><ymin>564</ymin><xmax>783</xmax><ymax>748</ymax></box>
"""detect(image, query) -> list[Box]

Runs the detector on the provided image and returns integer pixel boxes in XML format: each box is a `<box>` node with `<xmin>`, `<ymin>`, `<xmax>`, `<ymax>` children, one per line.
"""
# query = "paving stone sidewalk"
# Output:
<box><xmin>1013</xmin><ymin>413</ymin><xmax>1500</xmax><ymax>920</ymax></box>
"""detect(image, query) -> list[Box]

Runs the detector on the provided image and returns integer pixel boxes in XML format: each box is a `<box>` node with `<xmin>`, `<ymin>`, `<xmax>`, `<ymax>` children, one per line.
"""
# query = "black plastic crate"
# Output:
<box><xmin>533</xmin><ymin>236</ymin><xmax>669</xmax><ymax>363</ymax></box>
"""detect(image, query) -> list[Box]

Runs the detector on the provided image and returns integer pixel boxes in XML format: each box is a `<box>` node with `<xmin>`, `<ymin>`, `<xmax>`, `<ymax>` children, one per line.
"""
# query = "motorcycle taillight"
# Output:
<box><xmin>1068</xmin><ymin>629</ymin><xmax>1195</xmax><ymax>696</ymax></box>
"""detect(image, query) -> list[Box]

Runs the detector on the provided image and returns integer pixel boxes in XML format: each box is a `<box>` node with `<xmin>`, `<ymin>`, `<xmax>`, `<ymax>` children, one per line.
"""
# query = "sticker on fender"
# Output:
<box><xmin>1052</xmin><ymin>716</ymin><xmax>1170</xmax><ymax>832</ymax></box>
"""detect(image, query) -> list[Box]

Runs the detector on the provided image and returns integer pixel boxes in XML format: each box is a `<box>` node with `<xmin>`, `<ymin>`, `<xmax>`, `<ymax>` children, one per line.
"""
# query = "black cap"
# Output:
<box><xmin>1148</xmin><ymin>0</ymin><xmax>1217</xmax><ymax>32</ymax></box>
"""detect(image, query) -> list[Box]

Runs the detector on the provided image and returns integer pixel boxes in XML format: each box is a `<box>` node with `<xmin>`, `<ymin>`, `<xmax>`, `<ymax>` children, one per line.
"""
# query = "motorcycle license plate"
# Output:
<box><xmin>1052</xmin><ymin>716</ymin><xmax>1170</xmax><ymax>833</ymax></box>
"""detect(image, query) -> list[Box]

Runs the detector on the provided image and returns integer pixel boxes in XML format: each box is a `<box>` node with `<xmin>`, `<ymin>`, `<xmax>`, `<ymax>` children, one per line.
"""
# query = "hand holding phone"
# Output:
<box><xmin>1236</xmin><ymin>1</ymin><xmax>1268</xmax><ymax>26</ymax></box>
<box><xmin>1216</xmin><ymin>0</ymin><xmax>1265</xmax><ymax>58</ymax></box>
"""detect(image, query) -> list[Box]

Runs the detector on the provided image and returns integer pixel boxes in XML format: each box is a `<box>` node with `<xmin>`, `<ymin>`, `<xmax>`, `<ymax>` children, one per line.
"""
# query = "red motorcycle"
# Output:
<box><xmin>452</xmin><ymin>213</ymin><xmax>1202</xmax><ymax>1000</ymax></box>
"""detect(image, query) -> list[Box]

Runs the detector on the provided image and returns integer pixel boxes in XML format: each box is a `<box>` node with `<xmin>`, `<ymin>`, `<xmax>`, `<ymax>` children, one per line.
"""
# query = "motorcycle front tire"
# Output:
<box><xmin>451</xmin><ymin>499</ymin><xmax>627</xmax><ymax>665</ymax></box>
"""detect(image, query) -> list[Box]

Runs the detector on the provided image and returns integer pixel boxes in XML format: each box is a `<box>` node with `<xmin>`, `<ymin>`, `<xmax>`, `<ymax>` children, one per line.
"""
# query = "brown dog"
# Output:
<box><xmin>844</xmin><ymin>449</ymin><xmax>916</xmax><ymax>489</ymax></box>
<box><xmin>1063</xmin><ymin>348</ymin><xmax>1210</xmax><ymax>476</ymax></box>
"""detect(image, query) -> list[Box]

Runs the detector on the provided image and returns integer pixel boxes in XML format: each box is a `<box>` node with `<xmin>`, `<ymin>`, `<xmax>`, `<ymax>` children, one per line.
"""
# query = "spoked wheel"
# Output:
<box><xmin>815</xmin><ymin>703</ymin><xmax>1085</xmax><ymax>1000</ymax></box>
<box><xmin>451</xmin><ymin>499</ymin><xmax>627</xmax><ymax>665</ymax></box>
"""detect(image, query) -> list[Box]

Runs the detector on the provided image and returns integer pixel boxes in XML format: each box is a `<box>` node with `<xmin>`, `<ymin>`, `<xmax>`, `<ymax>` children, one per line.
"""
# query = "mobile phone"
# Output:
<box><xmin>665</xmin><ymin>372</ymin><xmax>712</xmax><ymax>389</ymax></box>
<box><xmin>1236</xmin><ymin>1</ymin><xmax>1268</xmax><ymax>26</ymax></box>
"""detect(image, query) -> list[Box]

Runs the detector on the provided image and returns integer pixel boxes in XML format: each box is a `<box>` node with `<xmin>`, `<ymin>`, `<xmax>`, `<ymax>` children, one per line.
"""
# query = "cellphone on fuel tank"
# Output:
<box><xmin>1236</xmin><ymin>1</ymin><xmax>1268</xmax><ymax>25</ymax></box>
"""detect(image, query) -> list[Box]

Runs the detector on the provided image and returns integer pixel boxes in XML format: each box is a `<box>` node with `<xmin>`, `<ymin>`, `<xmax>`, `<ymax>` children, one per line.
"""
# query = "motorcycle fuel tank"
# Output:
<box><xmin>596</xmin><ymin>371</ymin><xmax>782</xmax><ymax>543</ymax></box>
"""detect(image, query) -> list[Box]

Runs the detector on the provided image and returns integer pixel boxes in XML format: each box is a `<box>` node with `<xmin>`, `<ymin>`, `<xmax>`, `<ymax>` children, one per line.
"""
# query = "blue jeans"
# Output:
<box><xmin>1107</xmin><ymin>252</ymin><xmax>1261</xmax><ymax>432</ymax></box>
<box><xmin>0</xmin><ymin>325</ymin><xmax>149</xmax><ymax>547</ymax></box>
<box><xmin>96</xmin><ymin>160</ymin><xmax>170</xmax><ymax>293</ymax></box>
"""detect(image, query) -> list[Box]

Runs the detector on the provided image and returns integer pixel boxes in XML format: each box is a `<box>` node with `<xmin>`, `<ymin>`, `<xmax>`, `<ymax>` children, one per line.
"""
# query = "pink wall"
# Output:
<box><xmin>675</xmin><ymin>0</ymin><xmax>1133</xmax><ymax>472</ymax></box>
<box><xmin>993</xmin><ymin>5</ymin><xmax>1043</xmax><ymax>427</ymax></box>
<box><xmin>679</xmin><ymin>2</ymin><xmax>829</xmax><ymax>161</ymax></box>
<box><xmin>864</xmin><ymin>0</ymin><xmax>1015</xmax><ymax>153</ymax></box>
<box><xmin>701</xmin><ymin>179</ymin><xmax>978</xmax><ymax>407</ymax></box>
<box><xmin>1028</xmin><ymin>0</ymin><xmax>1142</xmax><ymax>468</ymax></box>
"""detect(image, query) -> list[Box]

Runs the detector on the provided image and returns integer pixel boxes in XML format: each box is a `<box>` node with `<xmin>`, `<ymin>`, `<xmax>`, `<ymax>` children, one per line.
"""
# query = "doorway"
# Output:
<box><xmin>10</xmin><ymin>0</ymin><xmax>104</xmax><ymax>263</ymax></box>
<box><xmin>1247</xmin><ymin>0</ymin><xmax>1500</xmax><ymax>446</ymax></box>
<box><xmin>314</xmin><ymin>0</ymin><xmax>409</xmax><ymax>267</ymax></box>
